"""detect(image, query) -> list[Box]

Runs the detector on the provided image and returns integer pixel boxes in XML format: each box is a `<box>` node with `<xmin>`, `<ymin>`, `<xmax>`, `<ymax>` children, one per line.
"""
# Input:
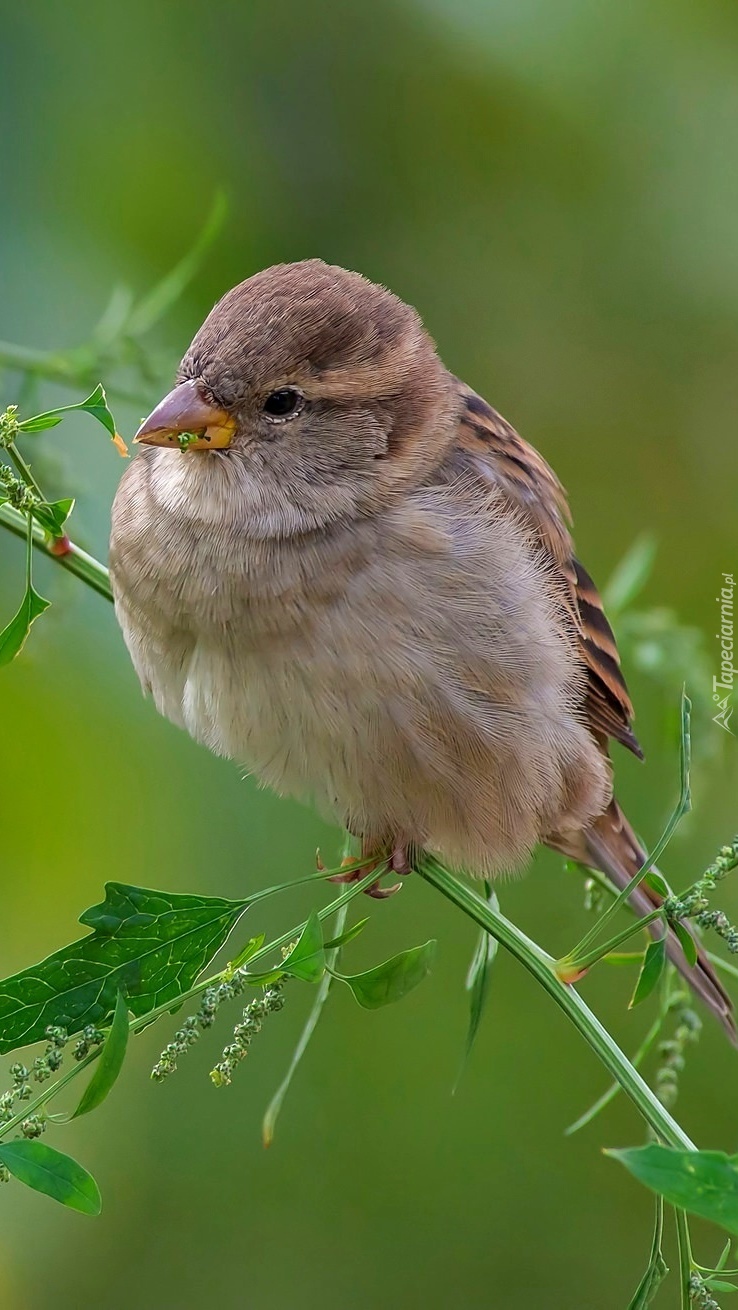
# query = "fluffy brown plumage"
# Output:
<box><xmin>109</xmin><ymin>259</ymin><xmax>734</xmax><ymax>1039</ymax></box>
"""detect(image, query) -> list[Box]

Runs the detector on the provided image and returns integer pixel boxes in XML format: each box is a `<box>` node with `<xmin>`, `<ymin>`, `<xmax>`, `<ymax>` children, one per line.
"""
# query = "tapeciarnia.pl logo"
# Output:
<box><xmin>713</xmin><ymin>572</ymin><xmax>735</xmax><ymax>734</ymax></box>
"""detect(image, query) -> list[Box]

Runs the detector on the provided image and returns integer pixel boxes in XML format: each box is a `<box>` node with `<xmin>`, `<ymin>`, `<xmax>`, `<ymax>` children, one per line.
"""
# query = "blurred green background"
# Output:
<box><xmin>1</xmin><ymin>1</ymin><xmax>737</xmax><ymax>1306</ymax></box>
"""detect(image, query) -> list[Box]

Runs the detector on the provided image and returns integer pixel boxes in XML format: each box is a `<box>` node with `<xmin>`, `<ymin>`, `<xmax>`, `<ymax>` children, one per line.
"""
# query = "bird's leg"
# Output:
<box><xmin>327</xmin><ymin>838</ymin><xmax>412</xmax><ymax>898</ymax></box>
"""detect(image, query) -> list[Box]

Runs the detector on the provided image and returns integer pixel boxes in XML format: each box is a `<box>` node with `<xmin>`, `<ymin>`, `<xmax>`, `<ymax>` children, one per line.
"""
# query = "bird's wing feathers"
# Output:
<box><xmin>453</xmin><ymin>383</ymin><xmax>738</xmax><ymax>1040</ymax></box>
<box><xmin>454</xmin><ymin>381</ymin><xmax>643</xmax><ymax>759</ymax></box>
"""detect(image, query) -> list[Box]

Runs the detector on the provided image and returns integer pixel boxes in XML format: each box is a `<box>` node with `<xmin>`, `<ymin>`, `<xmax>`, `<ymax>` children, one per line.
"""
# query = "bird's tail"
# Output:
<box><xmin>552</xmin><ymin>800</ymin><xmax>736</xmax><ymax>1044</ymax></box>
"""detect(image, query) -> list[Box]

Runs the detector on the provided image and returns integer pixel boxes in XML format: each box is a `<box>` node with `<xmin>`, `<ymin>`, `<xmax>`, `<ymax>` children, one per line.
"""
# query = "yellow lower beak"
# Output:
<box><xmin>134</xmin><ymin>379</ymin><xmax>237</xmax><ymax>450</ymax></box>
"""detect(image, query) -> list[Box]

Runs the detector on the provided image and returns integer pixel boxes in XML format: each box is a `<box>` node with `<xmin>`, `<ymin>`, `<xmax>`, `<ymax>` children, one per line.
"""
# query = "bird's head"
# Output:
<box><xmin>134</xmin><ymin>260</ymin><xmax>458</xmax><ymax>534</ymax></box>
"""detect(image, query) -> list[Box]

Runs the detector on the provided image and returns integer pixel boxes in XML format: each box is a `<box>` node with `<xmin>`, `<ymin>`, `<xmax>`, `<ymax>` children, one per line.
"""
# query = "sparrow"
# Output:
<box><xmin>109</xmin><ymin>259</ymin><xmax>734</xmax><ymax>1039</ymax></box>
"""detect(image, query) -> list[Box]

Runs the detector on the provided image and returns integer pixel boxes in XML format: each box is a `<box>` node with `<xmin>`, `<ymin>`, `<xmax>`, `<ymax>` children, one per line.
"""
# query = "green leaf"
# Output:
<box><xmin>17</xmin><ymin>413</ymin><xmax>64</xmax><ymax>432</ymax></box>
<box><xmin>0</xmin><ymin>883</ymin><xmax>249</xmax><ymax>1053</ymax></box>
<box><xmin>644</xmin><ymin>870</ymin><xmax>670</xmax><ymax>899</ymax></box>
<box><xmin>626</xmin><ymin>1196</ymin><xmax>668</xmax><ymax>1308</ymax></box>
<box><xmin>74</xmin><ymin>384</ymin><xmax>117</xmax><ymax>438</ymax></box>
<box><xmin>705</xmin><ymin>1277</ymin><xmax>738</xmax><ymax>1293</ymax></box>
<box><xmin>19</xmin><ymin>384</ymin><xmax>117</xmax><ymax>440</ymax></box>
<box><xmin>454</xmin><ymin>881</ymin><xmax>499</xmax><ymax>1092</ymax></box>
<box><xmin>603</xmin><ymin>534</ymin><xmax>657</xmax><ymax>616</ymax></box>
<box><xmin>672</xmin><ymin>919</ymin><xmax>699</xmax><ymax>969</ymax></box>
<box><xmin>0</xmin><ymin>1140</ymin><xmax>101</xmax><ymax>1215</ymax></box>
<box><xmin>629</xmin><ymin>939</ymin><xmax>667</xmax><ymax>1009</ymax></box>
<box><xmin>607</xmin><ymin>1145</ymin><xmax>738</xmax><ymax>1235</ymax></box>
<box><xmin>70</xmin><ymin>991</ymin><xmax>130</xmax><ymax>1119</ymax></box>
<box><xmin>242</xmin><ymin>967</ymin><xmax>286</xmax><ymax>987</ymax></box>
<box><xmin>323</xmin><ymin>918</ymin><xmax>369</xmax><ymax>951</ymax></box>
<box><xmin>32</xmin><ymin>497</ymin><xmax>74</xmax><ymax>538</ymax></box>
<box><xmin>335</xmin><ymin>941</ymin><xmax>436</xmax><ymax>1009</ymax></box>
<box><xmin>280</xmin><ymin>911</ymin><xmax>325</xmax><ymax>983</ymax></box>
<box><xmin>717</xmin><ymin>1239</ymin><xmax>734</xmax><ymax>1272</ymax></box>
<box><xmin>0</xmin><ymin>583</ymin><xmax>50</xmax><ymax>666</ymax></box>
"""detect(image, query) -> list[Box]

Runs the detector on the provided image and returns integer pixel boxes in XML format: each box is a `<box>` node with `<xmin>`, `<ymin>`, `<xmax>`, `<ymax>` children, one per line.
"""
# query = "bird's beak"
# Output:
<box><xmin>134</xmin><ymin>379</ymin><xmax>237</xmax><ymax>450</ymax></box>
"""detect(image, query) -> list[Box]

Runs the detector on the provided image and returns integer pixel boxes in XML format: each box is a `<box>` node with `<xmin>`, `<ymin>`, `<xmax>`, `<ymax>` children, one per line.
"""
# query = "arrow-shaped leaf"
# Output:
<box><xmin>0</xmin><ymin>883</ymin><xmax>249</xmax><ymax>1053</ymax></box>
<box><xmin>32</xmin><ymin>497</ymin><xmax>74</xmax><ymax>538</ymax></box>
<box><xmin>335</xmin><ymin>941</ymin><xmax>436</xmax><ymax>1009</ymax></box>
<box><xmin>280</xmin><ymin>911</ymin><xmax>325</xmax><ymax>983</ymax></box>
<box><xmin>18</xmin><ymin>384</ymin><xmax>125</xmax><ymax>452</ymax></box>
<box><xmin>608</xmin><ymin>1144</ymin><xmax>738</xmax><ymax>1236</ymax></box>
<box><xmin>0</xmin><ymin>583</ymin><xmax>50</xmax><ymax>666</ymax></box>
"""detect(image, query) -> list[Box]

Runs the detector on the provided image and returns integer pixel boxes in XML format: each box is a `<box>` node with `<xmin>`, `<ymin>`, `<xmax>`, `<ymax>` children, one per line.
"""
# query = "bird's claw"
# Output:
<box><xmin>327</xmin><ymin>844</ymin><xmax>410</xmax><ymax>898</ymax></box>
<box><xmin>327</xmin><ymin>860</ymin><xmax>365</xmax><ymax>886</ymax></box>
<box><xmin>365</xmin><ymin>879</ymin><xmax>403</xmax><ymax>899</ymax></box>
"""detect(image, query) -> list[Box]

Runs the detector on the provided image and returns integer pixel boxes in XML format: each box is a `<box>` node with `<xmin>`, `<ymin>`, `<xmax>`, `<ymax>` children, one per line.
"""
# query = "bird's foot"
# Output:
<box><xmin>327</xmin><ymin>842</ymin><xmax>412</xmax><ymax>898</ymax></box>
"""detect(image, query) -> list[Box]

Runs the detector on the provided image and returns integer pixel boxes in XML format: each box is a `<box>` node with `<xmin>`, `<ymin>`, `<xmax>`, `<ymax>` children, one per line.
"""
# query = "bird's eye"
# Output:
<box><xmin>262</xmin><ymin>387</ymin><xmax>305</xmax><ymax>421</ymax></box>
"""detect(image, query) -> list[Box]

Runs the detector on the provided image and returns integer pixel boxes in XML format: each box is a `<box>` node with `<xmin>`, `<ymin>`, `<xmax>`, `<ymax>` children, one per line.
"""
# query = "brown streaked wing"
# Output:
<box><xmin>454</xmin><ymin>380</ymin><xmax>643</xmax><ymax>760</ymax></box>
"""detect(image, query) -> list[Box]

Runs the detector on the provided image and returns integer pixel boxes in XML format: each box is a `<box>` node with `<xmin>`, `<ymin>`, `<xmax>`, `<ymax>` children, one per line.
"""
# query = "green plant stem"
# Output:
<box><xmin>417</xmin><ymin>855</ymin><xmax>695</xmax><ymax>1151</ymax></box>
<box><xmin>565</xmin><ymin>1010</ymin><xmax>665</xmax><ymax>1136</ymax></box>
<box><xmin>0</xmin><ymin>503</ymin><xmax>113</xmax><ymax>600</ymax></box>
<box><xmin>558</xmin><ymin>909</ymin><xmax>663</xmax><ymax>976</ymax></box>
<box><xmin>246</xmin><ymin>858</ymin><xmax>375</xmax><ymax>905</ymax></box>
<box><xmin>675</xmin><ymin>1208</ymin><xmax>693</xmax><ymax>1308</ymax></box>
<box><xmin>0</xmin><ymin>868</ymin><xmax>381</xmax><ymax>1139</ymax></box>
<box><xmin>5</xmin><ymin>441</ymin><xmax>44</xmax><ymax>501</ymax></box>
<box><xmin>127</xmin><ymin>868</ymin><xmax>381</xmax><ymax>1033</ymax></box>
<box><xmin>24</xmin><ymin>510</ymin><xmax>32</xmax><ymax>590</ymax></box>
<box><xmin>568</xmin><ymin>847</ymin><xmax>662</xmax><ymax>963</ymax></box>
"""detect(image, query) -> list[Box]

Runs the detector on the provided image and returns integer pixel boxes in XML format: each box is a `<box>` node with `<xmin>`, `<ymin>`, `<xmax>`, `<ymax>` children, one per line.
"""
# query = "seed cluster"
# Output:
<box><xmin>0</xmin><ymin>1025</ymin><xmax>72</xmax><ymax>1128</ymax></box>
<box><xmin>693</xmin><ymin>909</ymin><xmax>738</xmax><ymax>955</ymax></box>
<box><xmin>0</xmin><ymin>405</ymin><xmax>20</xmax><ymax>448</ymax></box>
<box><xmin>689</xmin><ymin>1272</ymin><xmax>721</xmax><ymax>1308</ymax></box>
<box><xmin>0</xmin><ymin>1023</ymin><xmax>106</xmax><ymax>1159</ymax></box>
<box><xmin>210</xmin><ymin>985</ymin><xmax>285</xmax><ymax>1088</ymax></box>
<box><xmin>151</xmin><ymin>971</ymin><xmax>249</xmax><ymax>1081</ymax></box>
<box><xmin>73</xmin><ymin>1025</ymin><xmax>105</xmax><ymax>1061</ymax></box>
<box><xmin>0</xmin><ymin>461</ymin><xmax>36</xmax><ymax>514</ymax></box>
<box><xmin>0</xmin><ymin>1024</ymin><xmax>97</xmax><ymax>1171</ymax></box>
<box><xmin>666</xmin><ymin>839</ymin><xmax>738</xmax><ymax>952</ymax></box>
<box><xmin>655</xmin><ymin>995</ymin><xmax>702</xmax><ymax>1110</ymax></box>
<box><xmin>151</xmin><ymin>963</ymin><xmax>286</xmax><ymax>1085</ymax></box>
<box><xmin>0</xmin><ymin>1064</ymin><xmax>33</xmax><ymax>1123</ymax></box>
